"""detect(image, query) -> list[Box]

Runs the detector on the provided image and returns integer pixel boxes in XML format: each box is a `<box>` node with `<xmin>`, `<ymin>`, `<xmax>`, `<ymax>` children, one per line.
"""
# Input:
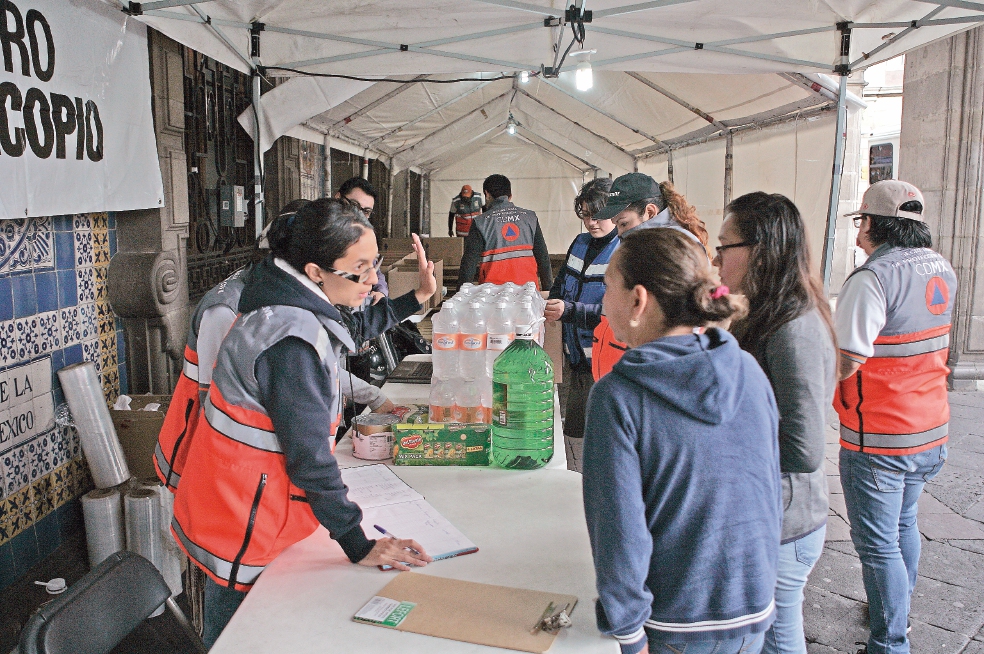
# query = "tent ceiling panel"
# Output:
<box><xmin>511</xmin><ymin>94</ymin><xmax>637</xmax><ymax>172</ymax></box>
<box><xmin>335</xmin><ymin>79</ymin><xmax>515</xmax><ymax>148</ymax></box>
<box><xmin>127</xmin><ymin>0</ymin><xmax>984</xmax><ymax>76</ymax></box>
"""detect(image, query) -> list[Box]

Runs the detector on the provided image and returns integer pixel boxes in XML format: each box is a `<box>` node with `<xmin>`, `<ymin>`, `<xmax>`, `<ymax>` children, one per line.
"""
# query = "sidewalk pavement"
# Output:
<box><xmin>807</xmin><ymin>391</ymin><xmax>984</xmax><ymax>653</ymax></box>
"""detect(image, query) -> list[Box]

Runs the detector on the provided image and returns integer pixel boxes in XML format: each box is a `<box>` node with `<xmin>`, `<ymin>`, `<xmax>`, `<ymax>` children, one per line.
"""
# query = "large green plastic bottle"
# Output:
<box><xmin>490</xmin><ymin>301</ymin><xmax>554</xmax><ymax>469</ymax></box>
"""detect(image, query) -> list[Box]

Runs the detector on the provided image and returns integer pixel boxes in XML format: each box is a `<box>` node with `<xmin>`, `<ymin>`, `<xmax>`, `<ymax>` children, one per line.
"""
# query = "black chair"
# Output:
<box><xmin>18</xmin><ymin>550</ymin><xmax>207</xmax><ymax>654</ymax></box>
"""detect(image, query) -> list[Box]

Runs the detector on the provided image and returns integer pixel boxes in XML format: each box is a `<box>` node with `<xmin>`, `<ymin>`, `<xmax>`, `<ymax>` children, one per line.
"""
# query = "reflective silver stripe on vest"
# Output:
<box><xmin>183</xmin><ymin>359</ymin><xmax>200</xmax><ymax>382</ymax></box>
<box><xmin>566</xmin><ymin>255</ymin><xmax>585</xmax><ymax>274</ymax></box>
<box><xmin>583</xmin><ymin>346</ymin><xmax>593</xmax><ymax>359</ymax></box>
<box><xmin>480</xmin><ymin>248</ymin><xmax>534</xmax><ymax>263</ymax></box>
<box><xmin>840</xmin><ymin>423</ymin><xmax>948</xmax><ymax>450</ymax></box>
<box><xmin>172</xmin><ymin>517</ymin><xmax>264</xmax><ymax>585</ymax></box>
<box><xmin>584</xmin><ymin>262</ymin><xmax>608</xmax><ymax>277</ymax></box>
<box><xmin>154</xmin><ymin>443</ymin><xmax>179</xmax><ymax>486</ymax></box>
<box><xmin>872</xmin><ymin>334</ymin><xmax>949</xmax><ymax>358</ymax></box>
<box><xmin>204</xmin><ymin>395</ymin><xmax>283</xmax><ymax>453</ymax></box>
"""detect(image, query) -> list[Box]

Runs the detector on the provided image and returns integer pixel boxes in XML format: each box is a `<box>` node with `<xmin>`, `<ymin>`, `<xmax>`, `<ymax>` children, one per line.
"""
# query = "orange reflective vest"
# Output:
<box><xmin>452</xmin><ymin>194</ymin><xmax>483</xmax><ymax>237</ymax></box>
<box><xmin>835</xmin><ymin>246</ymin><xmax>957</xmax><ymax>456</ymax></box>
<box><xmin>474</xmin><ymin>199</ymin><xmax>541</xmax><ymax>288</ymax></box>
<box><xmin>172</xmin><ymin>305</ymin><xmax>344</xmax><ymax>591</ymax></box>
<box><xmin>155</xmin><ymin>268</ymin><xmax>246</xmax><ymax>491</ymax></box>
<box><xmin>592</xmin><ymin>316</ymin><xmax>628</xmax><ymax>381</ymax></box>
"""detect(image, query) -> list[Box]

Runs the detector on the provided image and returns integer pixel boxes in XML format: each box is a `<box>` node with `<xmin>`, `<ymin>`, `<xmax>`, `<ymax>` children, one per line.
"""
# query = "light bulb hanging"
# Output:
<box><xmin>575</xmin><ymin>60</ymin><xmax>593</xmax><ymax>91</ymax></box>
<box><xmin>507</xmin><ymin>113</ymin><xmax>517</xmax><ymax>135</ymax></box>
<box><xmin>519</xmin><ymin>70</ymin><xmax>530</xmax><ymax>84</ymax></box>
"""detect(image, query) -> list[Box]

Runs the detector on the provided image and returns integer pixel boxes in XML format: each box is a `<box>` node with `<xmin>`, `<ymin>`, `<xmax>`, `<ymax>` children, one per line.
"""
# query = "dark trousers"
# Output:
<box><xmin>203</xmin><ymin>575</ymin><xmax>247</xmax><ymax>649</ymax></box>
<box><xmin>559</xmin><ymin>359</ymin><xmax>594</xmax><ymax>472</ymax></box>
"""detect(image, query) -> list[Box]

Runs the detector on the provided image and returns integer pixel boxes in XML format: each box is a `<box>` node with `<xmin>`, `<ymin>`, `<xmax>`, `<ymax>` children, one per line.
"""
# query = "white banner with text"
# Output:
<box><xmin>0</xmin><ymin>0</ymin><xmax>163</xmax><ymax>219</ymax></box>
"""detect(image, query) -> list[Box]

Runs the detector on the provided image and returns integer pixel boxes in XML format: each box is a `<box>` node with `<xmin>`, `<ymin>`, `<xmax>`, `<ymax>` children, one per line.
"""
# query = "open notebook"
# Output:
<box><xmin>340</xmin><ymin>464</ymin><xmax>478</xmax><ymax>565</ymax></box>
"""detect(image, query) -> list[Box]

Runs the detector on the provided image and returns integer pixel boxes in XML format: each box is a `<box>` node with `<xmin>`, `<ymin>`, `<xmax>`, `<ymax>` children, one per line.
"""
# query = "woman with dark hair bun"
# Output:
<box><xmin>714</xmin><ymin>192</ymin><xmax>836</xmax><ymax>654</ymax></box>
<box><xmin>544</xmin><ymin>177</ymin><xmax>617</xmax><ymax>471</ymax></box>
<box><xmin>583</xmin><ymin>228</ymin><xmax>781</xmax><ymax>654</ymax></box>
<box><xmin>172</xmin><ymin>198</ymin><xmax>437</xmax><ymax>647</ymax></box>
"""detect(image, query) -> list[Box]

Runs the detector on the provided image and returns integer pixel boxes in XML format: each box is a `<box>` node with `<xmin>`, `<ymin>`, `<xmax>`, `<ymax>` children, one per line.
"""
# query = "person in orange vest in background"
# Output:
<box><xmin>172</xmin><ymin>199</ymin><xmax>436</xmax><ymax>648</ymax></box>
<box><xmin>154</xmin><ymin>199</ymin><xmax>309</xmax><ymax>491</ymax></box>
<box><xmin>448</xmin><ymin>184</ymin><xmax>483</xmax><ymax>237</ymax></box>
<box><xmin>834</xmin><ymin>180</ymin><xmax>955</xmax><ymax>654</ymax></box>
<box><xmin>458</xmin><ymin>174</ymin><xmax>553</xmax><ymax>289</ymax></box>
<box><xmin>590</xmin><ymin>173</ymin><xmax>709</xmax><ymax>380</ymax></box>
<box><xmin>155</xmin><ymin>199</ymin><xmax>396</xmax><ymax>493</ymax></box>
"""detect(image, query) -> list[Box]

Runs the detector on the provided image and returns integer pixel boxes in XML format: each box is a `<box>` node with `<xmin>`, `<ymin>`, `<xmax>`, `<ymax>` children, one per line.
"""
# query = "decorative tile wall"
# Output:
<box><xmin>0</xmin><ymin>214</ymin><xmax>126</xmax><ymax>592</ymax></box>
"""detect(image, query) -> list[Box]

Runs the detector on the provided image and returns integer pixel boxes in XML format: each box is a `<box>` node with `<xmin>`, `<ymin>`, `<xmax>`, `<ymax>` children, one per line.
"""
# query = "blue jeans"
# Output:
<box><xmin>203</xmin><ymin>576</ymin><xmax>248</xmax><ymax>649</ymax></box>
<box><xmin>647</xmin><ymin>632</ymin><xmax>765</xmax><ymax>654</ymax></box>
<box><xmin>839</xmin><ymin>444</ymin><xmax>947</xmax><ymax>654</ymax></box>
<box><xmin>762</xmin><ymin>525</ymin><xmax>826</xmax><ymax>654</ymax></box>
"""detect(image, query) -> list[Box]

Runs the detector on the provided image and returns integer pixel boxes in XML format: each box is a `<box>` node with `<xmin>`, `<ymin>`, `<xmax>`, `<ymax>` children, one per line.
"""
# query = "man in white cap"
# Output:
<box><xmin>834</xmin><ymin>180</ymin><xmax>956</xmax><ymax>654</ymax></box>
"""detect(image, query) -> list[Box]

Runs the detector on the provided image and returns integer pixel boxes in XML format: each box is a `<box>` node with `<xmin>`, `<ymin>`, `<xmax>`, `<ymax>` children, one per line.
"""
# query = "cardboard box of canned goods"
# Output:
<box><xmin>392</xmin><ymin>423</ymin><xmax>491</xmax><ymax>466</ymax></box>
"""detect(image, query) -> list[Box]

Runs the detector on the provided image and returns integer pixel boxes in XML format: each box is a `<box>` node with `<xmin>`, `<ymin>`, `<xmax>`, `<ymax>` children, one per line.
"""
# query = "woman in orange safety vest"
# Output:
<box><xmin>590</xmin><ymin>174</ymin><xmax>710</xmax><ymax>380</ymax></box>
<box><xmin>172</xmin><ymin>199</ymin><xmax>436</xmax><ymax>647</ymax></box>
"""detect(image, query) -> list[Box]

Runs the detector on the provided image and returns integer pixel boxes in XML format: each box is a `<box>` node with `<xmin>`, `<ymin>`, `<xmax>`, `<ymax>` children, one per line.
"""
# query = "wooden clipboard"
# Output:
<box><xmin>354</xmin><ymin>572</ymin><xmax>578</xmax><ymax>653</ymax></box>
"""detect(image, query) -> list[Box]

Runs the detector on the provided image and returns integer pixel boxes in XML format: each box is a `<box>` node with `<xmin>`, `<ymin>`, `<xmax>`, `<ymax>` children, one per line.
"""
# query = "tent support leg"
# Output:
<box><xmin>667</xmin><ymin>150</ymin><xmax>674</xmax><ymax>184</ymax></box>
<box><xmin>724</xmin><ymin>131</ymin><xmax>733</xmax><ymax>209</ymax></box>
<box><xmin>252</xmin><ymin>72</ymin><xmax>265</xmax><ymax>239</ymax></box>
<box><xmin>324</xmin><ymin>134</ymin><xmax>332</xmax><ymax>196</ymax></box>
<box><xmin>821</xmin><ymin>73</ymin><xmax>849</xmax><ymax>295</ymax></box>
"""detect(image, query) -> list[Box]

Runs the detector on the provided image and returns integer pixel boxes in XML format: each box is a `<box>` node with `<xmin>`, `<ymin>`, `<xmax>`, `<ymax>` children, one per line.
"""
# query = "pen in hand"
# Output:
<box><xmin>374</xmin><ymin>524</ymin><xmax>422</xmax><ymax>555</ymax></box>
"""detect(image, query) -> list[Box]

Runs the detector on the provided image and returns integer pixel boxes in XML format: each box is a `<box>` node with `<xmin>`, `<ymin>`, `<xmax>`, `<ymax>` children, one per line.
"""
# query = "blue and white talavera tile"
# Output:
<box><xmin>3</xmin><ymin>444</ymin><xmax>30</xmax><ymax>496</ymax></box>
<box><xmin>58</xmin><ymin>307</ymin><xmax>81</xmax><ymax>348</ymax></box>
<box><xmin>75</xmin><ymin>267</ymin><xmax>94</xmax><ymax>304</ymax></box>
<box><xmin>0</xmin><ymin>218</ymin><xmax>54</xmax><ymax>275</ymax></box>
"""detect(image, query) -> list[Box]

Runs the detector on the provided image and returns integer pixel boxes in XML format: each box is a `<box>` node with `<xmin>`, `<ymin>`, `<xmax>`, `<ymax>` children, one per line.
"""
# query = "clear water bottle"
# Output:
<box><xmin>486</xmin><ymin>300</ymin><xmax>515</xmax><ymax>377</ymax></box>
<box><xmin>459</xmin><ymin>301</ymin><xmax>487</xmax><ymax>381</ymax></box>
<box><xmin>490</xmin><ymin>300</ymin><xmax>554</xmax><ymax>469</ymax></box>
<box><xmin>431</xmin><ymin>300</ymin><xmax>460</xmax><ymax>380</ymax></box>
<box><xmin>453</xmin><ymin>379</ymin><xmax>484</xmax><ymax>423</ymax></box>
<box><xmin>429</xmin><ymin>377</ymin><xmax>456</xmax><ymax>423</ymax></box>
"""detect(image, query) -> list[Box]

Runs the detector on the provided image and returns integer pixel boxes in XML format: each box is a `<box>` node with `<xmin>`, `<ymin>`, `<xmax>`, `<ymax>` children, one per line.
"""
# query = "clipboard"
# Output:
<box><xmin>353</xmin><ymin>572</ymin><xmax>578</xmax><ymax>653</ymax></box>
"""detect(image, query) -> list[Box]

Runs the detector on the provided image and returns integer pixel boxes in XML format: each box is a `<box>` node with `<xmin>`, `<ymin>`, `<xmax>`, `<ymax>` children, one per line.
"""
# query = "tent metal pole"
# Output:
<box><xmin>516</xmin><ymin>90</ymin><xmax>636</xmax><ymax>157</ymax></box>
<box><xmin>667</xmin><ymin>150</ymin><xmax>674</xmax><ymax>184</ymax></box>
<box><xmin>724</xmin><ymin>131</ymin><xmax>733</xmax><ymax>209</ymax></box>
<box><xmin>387</xmin><ymin>162</ymin><xmax>397</xmax><ymax>238</ymax></box>
<box><xmin>913</xmin><ymin>0</ymin><xmax>984</xmax><ymax>13</ymax></box>
<box><xmin>251</xmin><ymin>21</ymin><xmax>265</xmax><ymax>239</ymax></box>
<box><xmin>850</xmin><ymin>6</ymin><xmax>944</xmax><ymax>68</ymax></box>
<box><xmin>406</xmin><ymin>169</ymin><xmax>412</xmax><ymax>237</ymax></box>
<box><xmin>821</xmin><ymin>74</ymin><xmax>849</xmax><ymax>295</ymax></box>
<box><xmin>323</xmin><ymin>135</ymin><xmax>333</xmax><ymax>197</ymax></box>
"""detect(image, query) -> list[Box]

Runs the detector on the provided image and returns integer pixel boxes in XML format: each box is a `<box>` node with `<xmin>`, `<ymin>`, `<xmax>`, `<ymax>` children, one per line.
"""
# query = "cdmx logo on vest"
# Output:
<box><xmin>926</xmin><ymin>276</ymin><xmax>950</xmax><ymax>315</ymax></box>
<box><xmin>501</xmin><ymin>223</ymin><xmax>520</xmax><ymax>242</ymax></box>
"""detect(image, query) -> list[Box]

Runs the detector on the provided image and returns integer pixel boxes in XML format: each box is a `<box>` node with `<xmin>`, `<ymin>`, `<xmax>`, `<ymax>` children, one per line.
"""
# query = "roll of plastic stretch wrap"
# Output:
<box><xmin>57</xmin><ymin>362</ymin><xmax>130</xmax><ymax>488</ymax></box>
<box><xmin>81</xmin><ymin>487</ymin><xmax>125</xmax><ymax>567</ymax></box>
<box><xmin>125</xmin><ymin>488</ymin><xmax>165</xmax><ymax>616</ymax></box>
<box><xmin>137</xmin><ymin>478</ymin><xmax>183</xmax><ymax>596</ymax></box>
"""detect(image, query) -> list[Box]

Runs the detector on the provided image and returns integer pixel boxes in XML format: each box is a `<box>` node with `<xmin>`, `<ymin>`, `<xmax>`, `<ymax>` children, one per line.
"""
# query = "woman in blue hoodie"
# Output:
<box><xmin>583</xmin><ymin>228</ymin><xmax>782</xmax><ymax>654</ymax></box>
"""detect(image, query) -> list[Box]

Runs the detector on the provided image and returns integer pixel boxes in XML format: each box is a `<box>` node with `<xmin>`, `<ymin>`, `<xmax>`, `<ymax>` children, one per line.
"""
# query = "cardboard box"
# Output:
<box><xmin>380</xmin><ymin>237</ymin><xmax>464</xmax><ymax>268</ymax></box>
<box><xmin>110</xmin><ymin>394</ymin><xmax>171</xmax><ymax>479</ymax></box>
<box><xmin>541</xmin><ymin>291</ymin><xmax>563</xmax><ymax>384</ymax></box>
<box><xmin>388</xmin><ymin>258</ymin><xmax>443</xmax><ymax>312</ymax></box>
<box><xmin>421</xmin><ymin>237</ymin><xmax>464</xmax><ymax>268</ymax></box>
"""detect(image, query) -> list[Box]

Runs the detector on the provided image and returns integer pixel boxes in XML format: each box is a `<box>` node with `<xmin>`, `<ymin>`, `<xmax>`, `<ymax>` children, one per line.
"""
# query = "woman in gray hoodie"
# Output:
<box><xmin>714</xmin><ymin>192</ymin><xmax>836</xmax><ymax>654</ymax></box>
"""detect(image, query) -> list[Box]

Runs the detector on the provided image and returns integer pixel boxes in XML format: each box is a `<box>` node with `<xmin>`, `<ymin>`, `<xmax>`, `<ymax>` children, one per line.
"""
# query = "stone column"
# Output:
<box><xmin>107</xmin><ymin>30</ymin><xmax>190</xmax><ymax>394</ymax></box>
<box><xmin>899</xmin><ymin>27</ymin><xmax>984</xmax><ymax>387</ymax></box>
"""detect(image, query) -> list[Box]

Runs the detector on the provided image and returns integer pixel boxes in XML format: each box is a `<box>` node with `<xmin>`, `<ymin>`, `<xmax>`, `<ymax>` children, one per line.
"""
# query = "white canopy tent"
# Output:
<box><xmin>104</xmin><ymin>0</ymin><xmax>984</xmax><ymax>284</ymax></box>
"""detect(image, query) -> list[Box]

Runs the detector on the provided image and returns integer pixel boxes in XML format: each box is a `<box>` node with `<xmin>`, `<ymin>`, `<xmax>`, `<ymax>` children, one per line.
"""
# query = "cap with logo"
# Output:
<box><xmin>594</xmin><ymin>173</ymin><xmax>663</xmax><ymax>222</ymax></box>
<box><xmin>846</xmin><ymin>180</ymin><xmax>925</xmax><ymax>222</ymax></box>
<box><xmin>461</xmin><ymin>184</ymin><xmax>473</xmax><ymax>197</ymax></box>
